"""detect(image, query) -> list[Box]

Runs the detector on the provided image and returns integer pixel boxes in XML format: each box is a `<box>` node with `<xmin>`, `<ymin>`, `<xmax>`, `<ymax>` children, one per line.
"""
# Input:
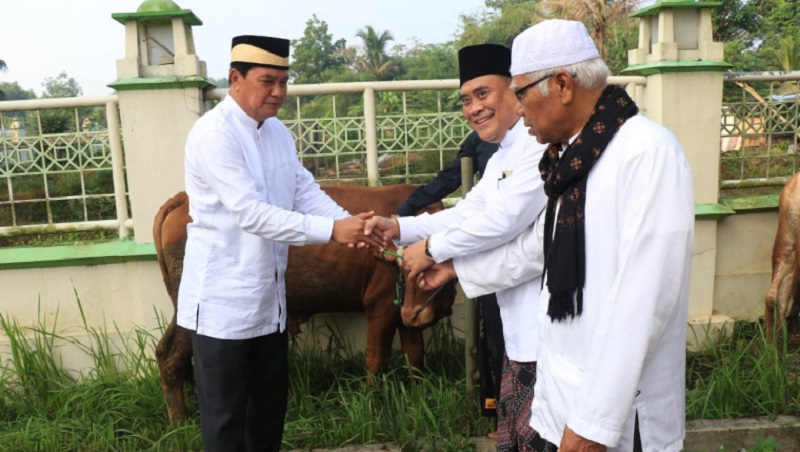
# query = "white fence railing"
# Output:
<box><xmin>721</xmin><ymin>71</ymin><xmax>800</xmax><ymax>190</ymax></box>
<box><xmin>0</xmin><ymin>95</ymin><xmax>130</xmax><ymax>240</ymax></box>
<box><xmin>0</xmin><ymin>77</ymin><xmax>646</xmax><ymax>241</ymax></box>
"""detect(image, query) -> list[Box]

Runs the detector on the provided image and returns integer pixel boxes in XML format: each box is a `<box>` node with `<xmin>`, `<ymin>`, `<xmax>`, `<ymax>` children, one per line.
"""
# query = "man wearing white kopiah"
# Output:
<box><xmin>365</xmin><ymin>44</ymin><xmax>550</xmax><ymax>450</ymax></box>
<box><xmin>420</xmin><ymin>19</ymin><xmax>694</xmax><ymax>452</ymax></box>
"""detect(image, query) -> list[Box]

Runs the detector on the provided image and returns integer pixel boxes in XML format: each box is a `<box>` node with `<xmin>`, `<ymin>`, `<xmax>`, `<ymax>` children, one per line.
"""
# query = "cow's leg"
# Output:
<box><xmin>364</xmin><ymin>310</ymin><xmax>400</xmax><ymax>381</ymax></box>
<box><xmin>155</xmin><ymin>318</ymin><xmax>193</xmax><ymax>422</ymax></box>
<box><xmin>767</xmin><ymin>222</ymin><xmax>796</xmax><ymax>341</ymax></box>
<box><xmin>398</xmin><ymin>326</ymin><xmax>425</xmax><ymax>370</ymax></box>
<box><xmin>789</xmin><ymin>246</ymin><xmax>800</xmax><ymax>334</ymax></box>
<box><xmin>766</xmin><ymin>266</ymin><xmax>792</xmax><ymax>341</ymax></box>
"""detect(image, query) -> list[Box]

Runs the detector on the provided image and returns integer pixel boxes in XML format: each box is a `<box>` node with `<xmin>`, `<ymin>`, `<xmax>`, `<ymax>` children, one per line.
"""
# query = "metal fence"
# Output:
<box><xmin>721</xmin><ymin>71</ymin><xmax>800</xmax><ymax>192</ymax></box>
<box><xmin>0</xmin><ymin>96</ymin><xmax>129</xmax><ymax>239</ymax></box>
<box><xmin>207</xmin><ymin>80</ymin><xmax>474</xmax><ymax>188</ymax></box>
<box><xmin>0</xmin><ymin>77</ymin><xmax>645</xmax><ymax>242</ymax></box>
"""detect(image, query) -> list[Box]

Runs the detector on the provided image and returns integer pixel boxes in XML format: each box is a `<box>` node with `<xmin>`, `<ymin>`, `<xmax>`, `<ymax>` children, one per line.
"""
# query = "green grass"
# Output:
<box><xmin>0</xmin><ymin>298</ymin><xmax>489</xmax><ymax>452</ymax></box>
<box><xmin>686</xmin><ymin>321</ymin><xmax>800</xmax><ymax>420</ymax></box>
<box><xmin>3</xmin><ymin>297</ymin><xmax>800</xmax><ymax>451</ymax></box>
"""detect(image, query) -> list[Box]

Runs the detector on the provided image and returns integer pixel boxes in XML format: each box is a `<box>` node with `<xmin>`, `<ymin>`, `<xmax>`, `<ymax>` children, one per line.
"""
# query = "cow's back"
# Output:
<box><xmin>285</xmin><ymin>184</ymin><xmax>419</xmax><ymax>315</ymax></box>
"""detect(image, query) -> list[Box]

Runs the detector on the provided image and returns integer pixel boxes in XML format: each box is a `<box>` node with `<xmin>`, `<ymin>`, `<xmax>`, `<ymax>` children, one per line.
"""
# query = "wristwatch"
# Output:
<box><xmin>425</xmin><ymin>236</ymin><xmax>433</xmax><ymax>259</ymax></box>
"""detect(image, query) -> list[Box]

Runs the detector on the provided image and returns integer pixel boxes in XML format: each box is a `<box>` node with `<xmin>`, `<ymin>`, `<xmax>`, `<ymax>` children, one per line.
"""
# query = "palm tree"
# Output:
<box><xmin>535</xmin><ymin>0</ymin><xmax>639</xmax><ymax>59</ymax></box>
<box><xmin>767</xmin><ymin>36</ymin><xmax>800</xmax><ymax>72</ymax></box>
<box><xmin>355</xmin><ymin>26</ymin><xmax>398</xmax><ymax>81</ymax></box>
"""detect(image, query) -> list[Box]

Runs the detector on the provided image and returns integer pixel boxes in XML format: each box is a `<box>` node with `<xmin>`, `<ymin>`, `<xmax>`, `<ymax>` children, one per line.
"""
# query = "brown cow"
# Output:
<box><xmin>766</xmin><ymin>173</ymin><xmax>800</xmax><ymax>340</ymax></box>
<box><xmin>153</xmin><ymin>185</ymin><xmax>457</xmax><ymax>422</ymax></box>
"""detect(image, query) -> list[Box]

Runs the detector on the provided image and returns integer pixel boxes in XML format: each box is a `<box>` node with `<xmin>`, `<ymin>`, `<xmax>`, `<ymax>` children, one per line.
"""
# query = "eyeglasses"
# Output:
<box><xmin>513</xmin><ymin>73</ymin><xmax>555</xmax><ymax>102</ymax></box>
<box><xmin>513</xmin><ymin>72</ymin><xmax>577</xmax><ymax>102</ymax></box>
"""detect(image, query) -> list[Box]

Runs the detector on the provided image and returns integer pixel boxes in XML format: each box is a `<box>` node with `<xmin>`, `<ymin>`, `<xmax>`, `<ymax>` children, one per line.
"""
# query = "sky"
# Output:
<box><xmin>0</xmin><ymin>0</ymin><xmax>489</xmax><ymax>97</ymax></box>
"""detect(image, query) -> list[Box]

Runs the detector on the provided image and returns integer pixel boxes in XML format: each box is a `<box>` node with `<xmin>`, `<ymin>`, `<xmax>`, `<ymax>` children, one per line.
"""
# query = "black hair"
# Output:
<box><xmin>229</xmin><ymin>62</ymin><xmax>289</xmax><ymax>84</ymax></box>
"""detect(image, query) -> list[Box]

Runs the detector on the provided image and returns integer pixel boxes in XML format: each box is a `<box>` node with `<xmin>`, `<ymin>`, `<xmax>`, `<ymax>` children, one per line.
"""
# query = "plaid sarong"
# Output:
<box><xmin>496</xmin><ymin>356</ymin><xmax>542</xmax><ymax>452</ymax></box>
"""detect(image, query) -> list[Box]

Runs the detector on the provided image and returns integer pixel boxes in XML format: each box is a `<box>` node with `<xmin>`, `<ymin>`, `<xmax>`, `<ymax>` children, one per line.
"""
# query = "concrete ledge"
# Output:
<box><xmin>685</xmin><ymin>416</ymin><xmax>800</xmax><ymax>451</ymax></box>
<box><xmin>290</xmin><ymin>417</ymin><xmax>800</xmax><ymax>451</ymax></box>
<box><xmin>0</xmin><ymin>241</ymin><xmax>156</xmax><ymax>270</ymax></box>
<box><xmin>687</xmin><ymin>314</ymin><xmax>735</xmax><ymax>350</ymax></box>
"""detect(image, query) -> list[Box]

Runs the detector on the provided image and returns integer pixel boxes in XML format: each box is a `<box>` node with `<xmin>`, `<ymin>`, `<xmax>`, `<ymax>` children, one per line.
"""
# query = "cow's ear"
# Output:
<box><xmin>415</xmin><ymin>201</ymin><xmax>443</xmax><ymax>216</ymax></box>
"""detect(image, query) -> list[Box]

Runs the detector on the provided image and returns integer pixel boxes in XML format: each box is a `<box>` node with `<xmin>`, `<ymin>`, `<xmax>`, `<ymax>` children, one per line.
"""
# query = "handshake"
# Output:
<box><xmin>333</xmin><ymin>214</ymin><xmax>457</xmax><ymax>290</ymax></box>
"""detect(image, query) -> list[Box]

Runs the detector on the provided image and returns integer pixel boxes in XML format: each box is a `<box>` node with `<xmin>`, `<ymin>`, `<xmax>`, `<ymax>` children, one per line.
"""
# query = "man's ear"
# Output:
<box><xmin>554</xmin><ymin>70</ymin><xmax>574</xmax><ymax>105</ymax></box>
<box><xmin>229</xmin><ymin>67</ymin><xmax>242</xmax><ymax>86</ymax></box>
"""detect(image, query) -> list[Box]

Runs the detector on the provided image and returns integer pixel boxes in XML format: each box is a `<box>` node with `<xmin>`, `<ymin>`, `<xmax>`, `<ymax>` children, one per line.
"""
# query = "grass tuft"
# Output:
<box><xmin>686</xmin><ymin>321</ymin><xmax>800</xmax><ymax>420</ymax></box>
<box><xmin>3</xmin><ymin>298</ymin><xmax>798</xmax><ymax>451</ymax></box>
<box><xmin>0</xmin><ymin>300</ymin><xmax>487</xmax><ymax>451</ymax></box>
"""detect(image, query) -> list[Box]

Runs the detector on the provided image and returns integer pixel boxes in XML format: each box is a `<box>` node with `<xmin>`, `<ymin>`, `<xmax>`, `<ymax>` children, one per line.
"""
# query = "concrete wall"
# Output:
<box><xmin>714</xmin><ymin>210</ymin><xmax>777</xmax><ymax>321</ymax></box>
<box><xmin>0</xmin><ymin>206</ymin><xmax>777</xmax><ymax>375</ymax></box>
<box><xmin>0</xmin><ymin>255</ymin><xmax>469</xmax><ymax>375</ymax></box>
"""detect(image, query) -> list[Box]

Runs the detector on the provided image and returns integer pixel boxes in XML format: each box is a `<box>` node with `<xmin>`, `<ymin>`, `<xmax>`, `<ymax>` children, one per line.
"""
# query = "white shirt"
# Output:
<box><xmin>177</xmin><ymin>96</ymin><xmax>348</xmax><ymax>340</ymax></box>
<box><xmin>451</xmin><ymin>114</ymin><xmax>694</xmax><ymax>451</ymax></box>
<box><xmin>397</xmin><ymin>118</ymin><xmax>548</xmax><ymax>362</ymax></box>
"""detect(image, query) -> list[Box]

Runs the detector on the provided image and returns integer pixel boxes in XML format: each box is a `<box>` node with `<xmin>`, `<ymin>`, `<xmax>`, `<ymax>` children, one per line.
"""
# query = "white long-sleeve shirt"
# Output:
<box><xmin>452</xmin><ymin>114</ymin><xmax>694</xmax><ymax>451</ymax></box>
<box><xmin>177</xmin><ymin>96</ymin><xmax>348</xmax><ymax>340</ymax></box>
<box><xmin>454</xmin><ymin>209</ymin><xmax>545</xmax><ymax>298</ymax></box>
<box><xmin>397</xmin><ymin>118</ymin><xmax>549</xmax><ymax>362</ymax></box>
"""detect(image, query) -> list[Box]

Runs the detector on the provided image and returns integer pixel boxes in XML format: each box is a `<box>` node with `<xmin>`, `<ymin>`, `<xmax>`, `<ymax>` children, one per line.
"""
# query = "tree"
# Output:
<box><xmin>457</xmin><ymin>0</ymin><xmax>636</xmax><ymax>73</ymax></box>
<box><xmin>712</xmin><ymin>0</ymin><xmax>764</xmax><ymax>46</ymax></box>
<box><xmin>393</xmin><ymin>41</ymin><xmax>461</xmax><ymax>114</ymax></box>
<box><xmin>40</xmin><ymin>71</ymin><xmax>83</xmax><ymax>134</ymax></box>
<box><xmin>0</xmin><ymin>59</ymin><xmax>7</xmax><ymax>100</ymax></box>
<box><xmin>291</xmin><ymin>15</ymin><xmax>349</xmax><ymax>84</ymax></box>
<box><xmin>395</xmin><ymin>41</ymin><xmax>458</xmax><ymax>81</ymax></box>
<box><xmin>0</xmin><ymin>81</ymin><xmax>36</xmax><ymax>134</ymax></box>
<box><xmin>534</xmin><ymin>0</ymin><xmax>638</xmax><ymax>60</ymax></box>
<box><xmin>0</xmin><ymin>81</ymin><xmax>35</xmax><ymax>101</ymax></box>
<box><xmin>766</xmin><ymin>35</ymin><xmax>800</xmax><ymax>71</ymax></box>
<box><xmin>457</xmin><ymin>0</ymin><xmax>540</xmax><ymax>48</ymax></box>
<box><xmin>763</xmin><ymin>0</ymin><xmax>800</xmax><ymax>40</ymax></box>
<box><xmin>355</xmin><ymin>26</ymin><xmax>398</xmax><ymax>81</ymax></box>
<box><xmin>207</xmin><ymin>77</ymin><xmax>229</xmax><ymax>89</ymax></box>
<box><xmin>41</xmin><ymin>71</ymin><xmax>82</xmax><ymax>99</ymax></box>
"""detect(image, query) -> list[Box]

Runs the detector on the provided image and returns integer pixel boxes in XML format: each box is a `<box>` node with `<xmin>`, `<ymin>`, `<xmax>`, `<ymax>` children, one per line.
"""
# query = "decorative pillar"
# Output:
<box><xmin>109</xmin><ymin>0</ymin><xmax>211</xmax><ymax>243</ymax></box>
<box><xmin>624</xmin><ymin>0</ymin><xmax>733</xmax><ymax>345</ymax></box>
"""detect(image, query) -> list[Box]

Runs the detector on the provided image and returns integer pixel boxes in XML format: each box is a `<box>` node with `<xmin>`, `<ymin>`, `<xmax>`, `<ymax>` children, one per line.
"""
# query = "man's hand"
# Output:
<box><xmin>559</xmin><ymin>425</ymin><xmax>607</xmax><ymax>452</ymax></box>
<box><xmin>332</xmin><ymin>211</ymin><xmax>375</xmax><ymax>246</ymax></box>
<box><xmin>418</xmin><ymin>260</ymin><xmax>457</xmax><ymax>290</ymax></box>
<box><xmin>364</xmin><ymin>215</ymin><xmax>399</xmax><ymax>243</ymax></box>
<box><xmin>402</xmin><ymin>238</ymin><xmax>434</xmax><ymax>279</ymax></box>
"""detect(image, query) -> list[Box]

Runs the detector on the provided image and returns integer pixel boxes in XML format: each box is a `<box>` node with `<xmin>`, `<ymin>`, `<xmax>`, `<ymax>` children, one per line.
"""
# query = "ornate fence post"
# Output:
<box><xmin>109</xmin><ymin>0</ymin><xmax>210</xmax><ymax>243</ymax></box>
<box><xmin>364</xmin><ymin>87</ymin><xmax>380</xmax><ymax>187</ymax></box>
<box><xmin>624</xmin><ymin>0</ymin><xmax>733</xmax><ymax>344</ymax></box>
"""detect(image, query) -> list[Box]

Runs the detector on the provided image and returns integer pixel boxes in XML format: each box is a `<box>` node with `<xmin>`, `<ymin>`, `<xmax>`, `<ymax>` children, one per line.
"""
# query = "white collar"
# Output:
<box><xmin>560</xmin><ymin>132</ymin><xmax>581</xmax><ymax>153</ymax></box>
<box><xmin>499</xmin><ymin>117</ymin><xmax>525</xmax><ymax>149</ymax></box>
<box><xmin>223</xmin><ymin>95</ymin><xmax>261</xmax><ymax>131</ymax></box>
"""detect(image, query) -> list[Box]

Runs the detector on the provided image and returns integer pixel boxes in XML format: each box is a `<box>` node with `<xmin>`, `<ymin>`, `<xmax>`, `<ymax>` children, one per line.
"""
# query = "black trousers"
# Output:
<box><xmin>477</xmin><ymin>293</ymin><xmax>505</xmax><ymax>417</ymax></box>
<box><xmin>190</xmin><ymin>329</ymin><xmax>289</xmax><ymax>452</ymax></box>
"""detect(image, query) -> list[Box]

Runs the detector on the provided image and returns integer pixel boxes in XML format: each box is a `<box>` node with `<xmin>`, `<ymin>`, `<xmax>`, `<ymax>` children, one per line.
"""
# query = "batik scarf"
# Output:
<box><xmin>539</xmin><ymin>84</ymin><xmax>639</xmax><ymax>322</ymax></box>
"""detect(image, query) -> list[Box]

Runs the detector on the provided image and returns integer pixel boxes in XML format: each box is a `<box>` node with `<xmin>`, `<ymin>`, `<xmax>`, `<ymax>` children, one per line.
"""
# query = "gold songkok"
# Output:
<box><xmin>230</xmin><ymin>35</ymin><xmax>290</xmax><ymax>69</ymax></box>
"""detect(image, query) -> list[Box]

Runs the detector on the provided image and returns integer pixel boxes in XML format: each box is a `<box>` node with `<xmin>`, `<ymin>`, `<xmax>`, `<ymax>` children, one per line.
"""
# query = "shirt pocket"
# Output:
<box><xmin>543</xmin><ymin>351</ymin><xmax>583</xmax><ymax>425</ymax></box>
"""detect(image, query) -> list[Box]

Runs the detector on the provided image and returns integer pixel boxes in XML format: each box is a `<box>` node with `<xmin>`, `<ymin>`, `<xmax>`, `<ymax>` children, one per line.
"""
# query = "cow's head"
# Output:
<box><xmin>379</xmin><ymin>248</ymin><xmax>456</xmax><ymax>329</ymax></box>
<box><xmin>399</xmin><ymin>274</ymin><xmax>457</xmax><ymax>329</ymax></box>
<box><xmin>401</xmin><ymin>201</ymin><xmax>459</xmax><ymax>328</ymax></box>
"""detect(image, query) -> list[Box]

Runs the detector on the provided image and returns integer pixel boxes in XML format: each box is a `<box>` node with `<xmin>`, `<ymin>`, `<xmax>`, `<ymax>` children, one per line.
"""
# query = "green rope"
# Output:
<box><xmin>379</xmin><ymin>252</ymin><xmax>405</xmax><ymax>307</ymax></box>
<box><xmin>381</xmin><ymin>250</ymin><xmax>403</xmax><ymax>260</ymax></box>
